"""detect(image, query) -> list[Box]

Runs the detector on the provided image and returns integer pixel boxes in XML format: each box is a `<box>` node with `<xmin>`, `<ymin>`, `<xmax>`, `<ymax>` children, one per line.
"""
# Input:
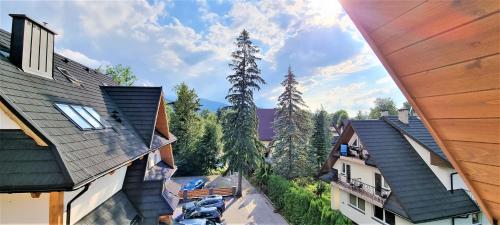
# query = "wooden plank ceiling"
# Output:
<box><xmin>339</xmin><ymin>0</ymin><xmax>500</xmax><ymax>223</ymax></box>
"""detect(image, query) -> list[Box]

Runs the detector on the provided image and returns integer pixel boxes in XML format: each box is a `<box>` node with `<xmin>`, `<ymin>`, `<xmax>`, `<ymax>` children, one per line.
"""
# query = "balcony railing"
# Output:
<box><xmin>340</xmin><ymin>145</ymin><xmax>370</xmax><ymax>161</ymax></box>
<box><xmin>334</xmin><ymin>173</ymin><xmax>390</xmax><ymax>207</ymax></box>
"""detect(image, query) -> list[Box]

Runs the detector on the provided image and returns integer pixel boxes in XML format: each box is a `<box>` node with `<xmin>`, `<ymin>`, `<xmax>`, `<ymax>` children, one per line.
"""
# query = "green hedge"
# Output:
<box><xmin>265</xmin><ymin>175</ymin><xmax>352</xmax><ymax>225</ymax></box>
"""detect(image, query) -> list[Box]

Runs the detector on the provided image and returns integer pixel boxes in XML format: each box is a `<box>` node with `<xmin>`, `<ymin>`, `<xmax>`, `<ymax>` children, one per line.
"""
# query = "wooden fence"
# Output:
<box><xmin>178</xmin><ymin>187</ymin><xmax>236</xmax><ymax>201</ymax></box>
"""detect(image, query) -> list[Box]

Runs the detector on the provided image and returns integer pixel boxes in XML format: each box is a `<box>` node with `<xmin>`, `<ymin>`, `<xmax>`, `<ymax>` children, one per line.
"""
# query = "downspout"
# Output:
<box><xmin>66</xmin><ymin>183</ymin><xmax>91</xmax><ymax>225</ymax></box>
<box><xmin>450</xmin><ymin>172</ymin><xmax>458</xmax><ymax>193</ymax></box>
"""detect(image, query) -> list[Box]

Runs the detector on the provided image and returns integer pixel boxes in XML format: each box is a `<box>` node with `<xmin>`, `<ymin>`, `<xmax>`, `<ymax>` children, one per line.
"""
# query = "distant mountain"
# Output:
<box><xmin>166</xmin><ymin>97</ymin><xmax>227</xmax><ymax>112</ymax></box>
<box><xmin>199</xmin><ymin>98</ymin><xmax>228</xmax><ymax>112</ymax></box>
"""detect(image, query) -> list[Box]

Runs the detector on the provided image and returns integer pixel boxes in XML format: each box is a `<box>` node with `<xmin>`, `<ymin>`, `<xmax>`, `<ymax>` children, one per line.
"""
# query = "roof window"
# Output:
<box><xmin>55</xmin><ymin>103</ymin><xmax>110</xmax><ymax>130</ymax></box>
<box><xmin>57</xmin><ymin>66</ymin><xmax>82</xmax><ymax>86</ymax></box>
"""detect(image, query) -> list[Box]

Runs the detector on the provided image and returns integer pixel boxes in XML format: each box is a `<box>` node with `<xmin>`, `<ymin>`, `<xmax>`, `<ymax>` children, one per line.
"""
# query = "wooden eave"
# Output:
<box><xmin>338</xmin><ymin>1</ymin><xmax>499</xmax><ymax>223</ymax></box>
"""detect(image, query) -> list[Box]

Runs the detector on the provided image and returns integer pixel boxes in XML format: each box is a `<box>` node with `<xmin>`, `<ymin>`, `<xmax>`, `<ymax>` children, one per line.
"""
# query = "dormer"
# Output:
<box><xmin>9</xmin><ymin>14</ymin><xmax>56</xmax><ymax>79</ymax></box>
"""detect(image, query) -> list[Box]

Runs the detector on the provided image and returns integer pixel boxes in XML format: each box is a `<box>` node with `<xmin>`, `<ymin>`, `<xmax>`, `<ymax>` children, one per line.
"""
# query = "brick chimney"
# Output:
<box><xmin>9</xmin><ymin>14</ymin><xmax>56</xmax><ymax>79</ymax></box>
<box><xmin>398</xmin><ymin>108</ymin><xmax>409</xmax><ymax>124</ymax></box>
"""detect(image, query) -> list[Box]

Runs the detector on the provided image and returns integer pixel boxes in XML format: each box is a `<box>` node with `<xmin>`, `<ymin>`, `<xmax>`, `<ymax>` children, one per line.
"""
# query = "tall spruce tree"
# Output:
<box><xmin>171</xmin><ymin>83</ymin><xmax>202</xmax><ymax>175</ymax></box>
<box><xmin>272</xmin><ymin>66</ymin><xmax>314</xmax><ymax>179</ymax></box>
<box><xmin>311</xmin><ymin>108</ymin><xmax>330</xmax><ymax>169</ymax></box>
<box><xmin>222</xmin><ymin>30</ymin><xmax>265</xmax><ymax>196</ymax></box>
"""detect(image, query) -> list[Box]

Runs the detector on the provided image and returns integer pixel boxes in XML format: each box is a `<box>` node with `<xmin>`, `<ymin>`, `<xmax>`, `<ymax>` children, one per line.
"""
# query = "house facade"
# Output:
<box><xmin>0</xmin><ymin>15</ymin><xmax>180</xmax><ymax>225</ymax></box>
<box><xmin>320</xmin><ymin>109</ymin><xmax>487</xmax><ymax>225</ymax></box>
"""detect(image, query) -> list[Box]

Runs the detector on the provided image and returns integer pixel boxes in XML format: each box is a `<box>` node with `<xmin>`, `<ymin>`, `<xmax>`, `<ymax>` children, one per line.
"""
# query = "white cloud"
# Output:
<box><xmin>304</xmin><ymin>82</ymin><xmax>391</xmax><ymax>115</ymax></box>
<box><xmin>75</xmin><ymin>0</ymin><xmax>167</xmax><ymax>40</ymax></box>
<box><xmin>57</xmin><ymin>48</ymin><xmax>110</xmax><ymax>68</ymax></box>
<box><xmin>375</xmin><ymin>76</ymin><xmax>392</xmax><ymax>84</ymax></box>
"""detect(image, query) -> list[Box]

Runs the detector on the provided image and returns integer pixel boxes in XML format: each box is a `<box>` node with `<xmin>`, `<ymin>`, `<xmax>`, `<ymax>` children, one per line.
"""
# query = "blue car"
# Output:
<box><xmin>182</xmin><ymin>178</ymin><xmax>206</xmax><ymax>191</ymax></box>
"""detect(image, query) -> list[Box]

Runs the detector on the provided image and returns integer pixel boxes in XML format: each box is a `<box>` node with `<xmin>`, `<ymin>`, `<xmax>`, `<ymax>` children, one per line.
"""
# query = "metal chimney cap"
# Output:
<box><xmin>9</xmin><ymin>14</ymin><xmax>58</xmax><ymax>34</ymax></box>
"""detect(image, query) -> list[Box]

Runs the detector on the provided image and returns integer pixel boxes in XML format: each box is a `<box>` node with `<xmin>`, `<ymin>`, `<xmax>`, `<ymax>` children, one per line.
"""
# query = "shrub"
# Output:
<box><xmin>265</xmin><ymin>175</ymin><xmax>352</xmax><ymax>225</ymax></box>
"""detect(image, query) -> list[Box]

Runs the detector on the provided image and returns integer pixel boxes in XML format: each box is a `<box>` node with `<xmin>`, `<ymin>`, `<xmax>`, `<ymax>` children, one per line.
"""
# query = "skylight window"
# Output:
<box><xmin>55</xmin><ymin>103</ymin><xmax>110</xmax><ymax>130</ymax></box>
<box><xmin>84</xmin><ymin>107</ymin><xmax>112</xmax><ymax>128</ymax></box>
<box><xmin>71</xmin><ymin>105</ymin><xmax>102</xmax><ymax>129</ymax></box>
<box><xmin>55</xmin><ymin>103</ymin><xmax>92</xmax><ymax>130</ymax></box>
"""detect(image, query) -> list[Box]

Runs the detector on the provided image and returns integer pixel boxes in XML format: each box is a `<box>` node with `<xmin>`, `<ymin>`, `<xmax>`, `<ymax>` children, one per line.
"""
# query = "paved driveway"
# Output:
<box><xmin>173</xmin><ymin>174</ymin><xmax>288</xmax><ymax>225</ymax></box>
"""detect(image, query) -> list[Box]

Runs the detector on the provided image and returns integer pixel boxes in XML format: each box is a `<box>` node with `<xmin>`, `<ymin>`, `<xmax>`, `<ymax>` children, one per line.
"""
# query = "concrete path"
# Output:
<box><xmin>173</xmin><ymin>174</ymin><xmax>288</xmax><ymax>225</ymax></box>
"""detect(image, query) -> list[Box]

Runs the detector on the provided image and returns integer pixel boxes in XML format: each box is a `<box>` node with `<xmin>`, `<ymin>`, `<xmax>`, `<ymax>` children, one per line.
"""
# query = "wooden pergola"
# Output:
<box><xmin>338</xmin><ymin>1</ymin><xmax>499</xmax><ymax>223</ymax></box>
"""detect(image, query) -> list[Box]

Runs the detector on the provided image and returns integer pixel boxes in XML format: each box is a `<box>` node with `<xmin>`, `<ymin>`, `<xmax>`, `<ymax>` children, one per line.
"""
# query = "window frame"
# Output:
<box><xmin>55</xmin><ymin>103</ymin><xmax>93</xmax><ymax>130</ymax></box>
<box><xmin>348</xmin><ymin>194</ymin><xmax>365</xmax><ymax>213</ymax></box>
<box><xmin>372</xmin><ymin>205</ymin><xmax>396</xmax><ymax>225</ymax></box>
<box><xmin>83</xmin><ymin>106</ymin><xmax>112</xmax><ymax>128</ymax></box>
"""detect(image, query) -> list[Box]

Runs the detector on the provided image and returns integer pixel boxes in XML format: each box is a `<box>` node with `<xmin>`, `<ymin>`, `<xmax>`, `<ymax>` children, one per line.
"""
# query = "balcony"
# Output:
<box><xmin>333</xmin><ymin>173</ymin><xmax>390</xmax><ymax>207</ymax></box>
<box><xmin>340</xmin><ymin>145</ymin><xmax>370</xmax><ymax>161</ymax></box>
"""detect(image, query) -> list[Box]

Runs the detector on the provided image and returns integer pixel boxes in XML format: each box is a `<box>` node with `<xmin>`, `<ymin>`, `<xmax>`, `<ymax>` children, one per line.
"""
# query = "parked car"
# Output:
<box><xmin>183</xmin><ymin>207</ymin><xmax>222</xmax><ymax>223</ymax></box>
<box><xmin>182</xmin><ymin>178</ymin><xmax>206</xmax><ymax>191</ymax></box>
<box><xmin>173</xmin><ymin>218</ymin><xmax>221</xmax><ymax>225</ymax></box>
<box><xmin>183</xmin><ymin>195</ymin><xmax>225</xmax><ymax>214</ymax></box>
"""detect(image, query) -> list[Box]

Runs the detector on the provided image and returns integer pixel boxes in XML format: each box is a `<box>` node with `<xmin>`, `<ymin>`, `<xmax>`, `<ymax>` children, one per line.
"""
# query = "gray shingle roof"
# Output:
<box><xmin>351</xmin><ymin>120</ymin><xmax>478</xmax><ymax>223</ymax></box>
<box><xmin>0</xmin><ymin>28</ymin><xmax>168</xmax><ymax>191</ymax></box>
<box><xmin>75</xmin><ymin>191</ymin><xmax>140</xmax><ymax>225</ymax></box>
<box><xmin>0</xmin><ymin>130</ymin><xmax>70</xmax><ymax>191</ymax></box>
<box><xmin>123</xmin><ymin>159</ymin><xmax>180</xmax><ymax>225</ymax></box>
<box><xmin>103</xmin><ymin>86</ymin><xmax>162</xmax><ymax>147</ymax></box>
<box><xmin>383</xmin><ymin>116</ymin><xmax>448</xmax><ymax>162</ymax></box>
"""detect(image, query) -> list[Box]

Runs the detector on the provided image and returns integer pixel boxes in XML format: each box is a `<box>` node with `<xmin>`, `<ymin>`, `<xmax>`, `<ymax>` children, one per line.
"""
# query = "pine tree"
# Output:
<box><xmin>195</xmin><ymin>111</ymin><xmax>223</xmax><ymax>175</ymax></box>
<box><xmin>171</xmin><ymin>83</ymin><xmax>202</xmax><ymax>175</ymax></box>
<box><xmin>311</xmin><ymin>108</ymin><xmax>330</xmax><ymax>169</ymax></box>
<box><xmin>272</xmin><ymin>66</ymin><xmax>313</xmax><ymax>179</ymax></box>
<box><xmin>222</xmin><ymin>30</ymin><xmax>265</xmax><ymax>196</ymax></box>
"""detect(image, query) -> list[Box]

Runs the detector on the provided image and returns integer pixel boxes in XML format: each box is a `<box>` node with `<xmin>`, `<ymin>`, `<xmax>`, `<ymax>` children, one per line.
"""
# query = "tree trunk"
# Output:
<box><xmin>237</xmin><ymin>169</ymin><xmax>243</xmax><ymax>197</ymax></box>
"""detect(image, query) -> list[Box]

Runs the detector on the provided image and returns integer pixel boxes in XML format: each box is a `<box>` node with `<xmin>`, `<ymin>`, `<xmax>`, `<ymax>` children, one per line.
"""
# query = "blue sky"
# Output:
<box><xmin>0</xmin><ymin>0</ymin><xmax>406</xmax><ymax>116</ymax></box>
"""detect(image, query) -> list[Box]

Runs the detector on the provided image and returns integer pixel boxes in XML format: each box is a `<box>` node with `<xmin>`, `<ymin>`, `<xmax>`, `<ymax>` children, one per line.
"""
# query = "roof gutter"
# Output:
<box><xmin>66</xmin><ymin>183</ymin><xmax>90</xmax><ymax>225</ymax></box>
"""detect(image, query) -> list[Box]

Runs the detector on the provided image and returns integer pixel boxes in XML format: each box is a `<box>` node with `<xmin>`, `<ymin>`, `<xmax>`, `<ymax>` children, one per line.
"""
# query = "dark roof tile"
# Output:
<box><xmin>350</xmin><ymin>120</ymin><xmax>478</xmax><ymax>222</ymax></box>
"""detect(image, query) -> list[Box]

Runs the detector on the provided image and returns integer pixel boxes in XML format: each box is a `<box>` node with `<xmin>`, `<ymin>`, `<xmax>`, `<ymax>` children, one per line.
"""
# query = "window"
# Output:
<box><xmin>349</xmin><ymin>194</ymin><xmax>357</xmax><ymax>205</ymax></box>
<box><xmin>358</xmin><ymin>198</ymin><xmax>365</xmax><ymax>211</ymax></box>
<box><xmin>353</xmin><ymin>139</ymin><xmax>358</xmax><ymax>146</ymax></box>
<box><xmin>349</xmin><ymin>194</ymin><xmax>365</xmax><ymax>213</ymax></box>
<box><xmin>71</xmin><ymin>105</ymin><xmax>102</xmax><ymax>129</ymax></box>
<box><xmin>55</xmin><ymin>103</ymin><xmax>108</xmax><ymax>130</ymax></box>
<box><xmin>55</xmin><ymin>103</ymin><xmax>92</xmax><ymax>130</ymax></box>
<box><xmin>342</xmin><ymin>163</ymin><xmax>346</xmax><ymax>174</ymax></box>
<box><xmin>374</xmin><ymin>205</ymin><xmax>384</xmax><ymax>220</ymax></box>
<box><xmin>84</xmin><ymin>107</ymin><xmax>111</xmax><ymax>128</ymax></box>
<box><xmin>373</xmin><ymin>206</ymin><xmax>395</xmax><ymax>225</ymax></box>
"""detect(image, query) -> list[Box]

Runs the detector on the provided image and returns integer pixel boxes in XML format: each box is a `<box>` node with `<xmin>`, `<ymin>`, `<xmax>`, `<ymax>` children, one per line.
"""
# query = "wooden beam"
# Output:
<box><xmin>340</xmin><ymin>2</ymin><xmax>497</xmax><ymax>222</ymax></box>
<box><xmin>160</xmin><ymin>144</ymin><xmax>175</xmax><ymax>168</ymax></box>
<box><xmin>49</xmin><ymin>192</ymin><xmax>64</xmax><ymax>225</ymax></box>
<box><xmin>30</xmin><ymin>192</ymin><xmax>41</xmax><ymax>198</ymax></box>
<box><xmin>0</xmin><ymin>101</ymin><xmax>48</xmax><ymax>146</ymax></box>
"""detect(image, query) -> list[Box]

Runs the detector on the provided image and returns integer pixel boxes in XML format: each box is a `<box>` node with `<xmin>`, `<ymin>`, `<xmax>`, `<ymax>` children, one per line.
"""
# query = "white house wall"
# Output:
<box><xmin>63</xmin><ymin>165</ymin><xmax>127</xmax><ymax>225</ymax></box>
<box><xmin>333</xmin><ymin>188</ymin><xmax>484</xmax><ymax>225</ymax></box>
<box><xmin>0</xmin><ymin>108</ymin><xmax>20</xmax><ymax>129</ymax></box>
<box><xmin>0</xmin><ymin>193</ymin><xmax>49</xmax><ymax>225</ymax></box>
<box><xmin>403</xmin><ymin>135</ymin><xmax>467</xmax><ymax>190</ymax></box>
